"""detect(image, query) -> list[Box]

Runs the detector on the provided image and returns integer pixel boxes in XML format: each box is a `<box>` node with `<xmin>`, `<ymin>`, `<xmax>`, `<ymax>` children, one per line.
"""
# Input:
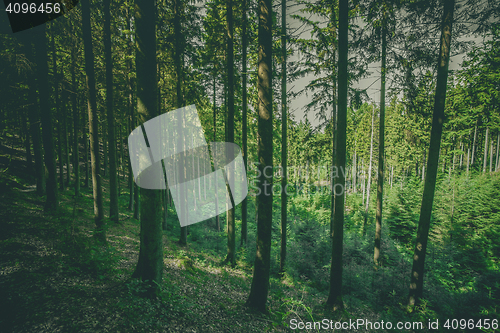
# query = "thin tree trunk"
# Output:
<box><xmin>280</xmin><ymin>0</ymin><xmax>287</xmax><ymax>275</ymax></box>
<box><xmin>329</xmin><ymin>0</ymin><xmax>337</xmax><ymax>236</ymax></box>
<box><xmin>408</xmin><ymin>0</ymin><xmax>455</xmax><ymax>308</ymax></box>
<box><xmin>24</xmin><ymin>38</ymin><xmax>45</xmax><ymax>195</ymax></box>
<box><xmin>174</xmin><ymin>0</ymin><xmax>187</xmax><ymax>245</ymax></box>
<box><xmin>352</xmin><ymin>150</ymin><xmax>356</xmax><ymax>193</ymax></box>
<box><xmin>489</xmin><ymin>140</ymin><xmax>493</xmax><ymax>173</ymax></box>
<box><xmin>363</xmin><ymin>104</ymin><xmax>375</xmax><ymax>234</ymax></box>
<box><xmin>21</xmin><ymin>107</ymin><xmax>32</xmax><ymax>171</ymax></box>
<box><xmin>374</xmin><ymin>25</ymin><xmax>386</xmax><ymax>267</ymax></box>
<box><xmin>34</xmin><ymin>24</ymin><xmax>58</xmax><ymax>212</ymax></box>
<box><xmin>483</xmin><ymin>127</ymin><xmax>488</xmax><ymax>173</ymax></box>
<box><xmin>81</xmin><ymin>0</ymin><xmax>105</xmax><ymax>242</ymax></box>
<box><xmin>51</xmin><ymin>32</ymin><xmax>64</xmax><ymax>191</ymax></box>
<box><xmin>105</xmin><ymin>0</ymin><xmax>118</xmax><ymax>223</ymax></box>
<box><xmin>496</xmin><ymin>132</ymin><xmax>499</xmax><ymax>172</ymax></box>
<box><xmin>127</xmin><ymin>9</ymin><xmax>135</xmax><ymax>212</ymax></box>
<box><xmin>213</xmin><ymin>73</ymin><xmax>220</xmax><ymax>231</ymax></box>
<box><xmin>63</xmin><ymin>89</ymin><xmax>71</xmax><ymax>188</ymax></box>
<box><xmin>224</xmin><ymin>0</ymin><xmax>236</xmax><ymax>266</ymax></box>
<box><xmin>84</xmin><ymin>108</ymin><xmax>90</xmax><ymax>188</ymax></box>
<box><xmin>240</xmin><ymin>0</ymin><xmax>248</xmax><ymax>247</ymax></box>
<box><xmin>245</xmin><ymin>0</ymin><xmax>273</xmax><ymax>312</ymax></box>
<box><xmin>72</xmin><ymin>42</ymin><xmax>80</xmax><ymax>197</ymax></box>
<box><xmin>471</xmin><ymin>121</ymin><xmax>477</xmax><ymax>165</ymax></box>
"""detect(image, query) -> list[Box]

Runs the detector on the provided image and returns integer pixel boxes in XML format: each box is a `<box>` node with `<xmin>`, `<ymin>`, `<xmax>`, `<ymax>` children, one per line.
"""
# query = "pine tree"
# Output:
<box><xmin>131</xmin><ymin>0</ymin><xmax>163</xmax><ymax>295</ymax></box>
<box><xmin>246</xmin><ymin>0</ymin><xmax>273</xmax><ymax>312</ymax></box>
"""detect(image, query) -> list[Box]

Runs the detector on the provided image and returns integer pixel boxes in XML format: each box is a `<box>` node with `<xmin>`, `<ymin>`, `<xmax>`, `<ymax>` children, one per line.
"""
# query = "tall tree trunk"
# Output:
<box><xmin>363</xmin><ymin>104</ymin><xmax>375</xmax><ymax>235</ymax></box>
<box><xmin>483</xmin><ymin>127</ymin><xmax>489</xmax><ymax>173</ymax></box>
<box><xmin>496</xmin><ymin>132</ymin><xmax>499</xmax><ymax>172</ymax></box>
<box><xmin>471</xmin><ymin>120</ymin><xmax>477</xmax><ymax>165</ymax></box>
<box><xmin>245</xmin><ymin>0</ymin><xmax>273</xmax><ymax>312</ymax></box>
<box><xmin>240</xmin><ymin>0</ymin><xmax>248</xmax><ymax>247</ymax></box>
<box><xmin>84</xmin><ymin>107</ymin><xmax>90</xmax><ymax>188</ymax></box>
<box><xmin>21</xmin><ymin>107</ymin><xmax>32</xmax><ymax>171</ymax></box>
<box><xmin>213</xmin><ymin>73</ymin><xmax>220</xmax><ymax>232</ymax></box>
<box><xmin>131</xmin><ymin>0</ymin><xmax>163</xmax><ymax>296</ymax></box>
<box><xmin>127</xmin><ymin>9</ymin><xmax>135</xmax><ymax>212</ymax></box>
<box><xmin>352</xmin><ymin>150</ymin><xmax>356</xmax><ymax>193</ymax></box>
<box><xmin>81</xmin><ymin>0</ymin><xmax>105</xmax><ymax>242</ymax></box>
<box><xmin>24</xmin><ymin>39</ymin><xmax>45</xmax><ymax>195</ymax></box>
<box><xmin>105</xmin><ymin>0</ymin><xmax>118</xmax><ymax>223</ymax></box>
<box><xmin>489</xmin><ymin>140</ymin><xmax>493</xmax><ymax>173</ymax></box>
<box><xmin>326</xmin><ymin>0</ymin><xmax>347</xmax><ymax>312</ymax></box>
<box><xmin>408</xmin><ymin>0</ymin><xmax>455</xmax><ymax>308</ymax></box>
<box><xmin>34</xmin><ymin>25</ymin><xmax>58</xmax><ymax>212</ymax></box>
<box><xmin>71</xmin><ymin>43</ymin><xmax>80</xmax><ymax>197</ymax></box>
<box><xmin>174</xmin><ymin>0</ymin><xmax>187</xmax><ymax>245</ymax></box>
<box><xmin>329</xmin><ymin>0</ymin><xmax>337</xmax><ymax>236</ymax></box>
<box><xmin>51</xmin><ymin>32</ymin><xmax>64</xmax><ymax>191</ymax></box>
<box><xmin>280</xmin><ymin>0</ymin><xmax>287</xmax><ymax>275</ymax></box>
<box><xmin>63</xmin><ymin>89</ymin><xmax>71</xmax><ymax>188</ymax></box>
<box><xmin>374</xmin><ymin>25</ymin><xmax>386</xmax><ymax>267</ymax></box>
<box><xmin>224</xmin><ymin>0</ymin><xmax>236</xmax><ymax>266</ymax></box>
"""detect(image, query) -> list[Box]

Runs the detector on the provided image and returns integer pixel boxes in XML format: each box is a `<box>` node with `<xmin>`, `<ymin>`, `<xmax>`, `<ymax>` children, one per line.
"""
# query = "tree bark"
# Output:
<box><xmin>408</xmin><ymin>0</ymin><xmax>455</xmax><ymax>308</ymax></box>
<box><xmin>483</xmin><ymin>127</ymin><xmax>488</xmax><ymax>173</ymax></box>
<box><xmin>246</xmin><ymin>0</ymin><xmax>273</xmax><ymax>312</ymax></box>
<box><xmin>51</xmin><ymin>32</ymin><xmax>64</xmax><ymax>191</ymax></box>
<box><xmin>240</xmin><ymin>0</ymin><xmax>248</xmax><ymax>246</ymax></box>
<box><xmin>363</xmin><ymin>104</ymin><xmax>375</xmax><ymax>235</ymax></box>
<box><xmin>24</xmin><ymin>39</ymin><xmax>45</xmax><ymax>196</ymax></box>
<box><xmin>81</xmin><ymin>0</ymin><xmax>105</xmax><ymax>242</ymax></box>
<box><xmin>33</xmin><ymin>24</ymin><xmax>58</xmax><ymax>212</ymax></box>
<box><xmin>326</xmin><ymin>0</ymin><xmax>347</xmax><ymax>312</ymax></box>
<box><xmin>72</xmin><ymin>39</ymin><xmax>80</xmax><ymax>197</ymax></box>
<box><xmin>105</xmin><ymin>0</ymin><xmax>118</xmax><ymax>223</ymax></box>
<box><xmin>374</xmin><ymin>25</ymin><xmax>386</xmax><ymax>267</ymax></box>
<box><xmin>131</xmin><ymin>0</ymin><xmax>163</xmax><ymax>296</ymax></box>
<box><xmin>224</xmin><ymin>0</ymin><xmax>236</xmax><ymax>266</ymax></box>
<box><xmin>280</xmin><ymin>0</ymin><xmax>287</xmax><ymax>275</ymax></box>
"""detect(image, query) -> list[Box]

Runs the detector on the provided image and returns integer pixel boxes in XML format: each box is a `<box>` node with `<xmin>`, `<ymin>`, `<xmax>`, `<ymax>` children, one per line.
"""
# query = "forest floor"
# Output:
<box><xmin>0</xmin><ymin>137</ymin><xmax>312</xmax><ymax>332</ymax></box>
<box><xmin>3</xmin><ymin>137</ymin><xmax>498</xmax><ymax>332</ymax></box>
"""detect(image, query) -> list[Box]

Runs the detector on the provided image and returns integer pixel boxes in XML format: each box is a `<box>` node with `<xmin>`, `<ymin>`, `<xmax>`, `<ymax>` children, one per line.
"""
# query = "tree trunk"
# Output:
<box><xmin>240</xmin><ymin>0</ymin><xmax>248</xmax><ymax>247</ymax></box>
<box><xmin>213</xmin><ymin>74</ymin><xmax>220</xmax><ymax>232</ymax></box>
<box><xmin>63</xmin><ymin>89</ymin><xmax>71</xmax><ymax>188</ymax></box>
<box><xmin>127</xmin><ymin>9</ymin><xmax>135</xmax><ymax>212</ymax></box>
<box><xmin>363</xmin><ymin>104</ymin><xmax>375</xmax><ymax>235</ymax></box>
<box><xmin>408</xmin><ymin>0</ymin><xmax>455</xmax><ymax>308</ymax></box>
<box><xmin>374</xmin><ymin>25</ymin><xmax>386</xmax><ymax>267</ymax></box>
<box><xmin>224</xmin><ymin>0</ymin><xmax>236</xmax><ymax>266</ymax></box>
<box><xmin>131</xmin><ymin>0</ymin><xmax>163</xmax><ymax>296</ymax></box>
<box><xmin>174</xmin><ymin>0</ymin><xmax>187</xmax><ymax>245</ymax></box>
<box><xmin>72</xmin><ymin>42</ymin><xmax>80</xmax><ymax>197</ymax></box>
<box><xmin>280</xmin><ymin>0</ymin><xmax>287</xmax><ymax>275</ymax></box>
<box><xmin>51</xmin><ymin>32</ymin><xmax>64</xmax><ymax>191</ymax></box>
<box><xmin>326</xmin><ymin>0</ymin><xmax>346</xmax><ymax>312</ymax></box>
<box><xmin>21</xmin><ymin>107</ymin><xmax>32</xmax><ymax>172</ymax></box>
<box><xmin>329</xmin><ymin>0</ymin><xmax>338</xmax><ymax>237</ymax></box>
<box><xmin>496</xmin><ymin>132</ymin><xmax>499</xmax><ymax>172</ymax></box>
<box><xmin>24</xmin><ymin>39</ymin><xmax>45</xmax><ymax>195</ymax></box>
<box><xmin>81</xmin><ymin>0</ymin><xmax>105</xmax><ymax>242</ymax></box>
<box><xmin>489</xmin><ymin>140</ymin><xmax>493</xmax><ymax>173</ymax></box>
<box><xmin>483</xmin><ymin>127</ymin><xmax>488</xmax><ymax>173</ymax></box>
<box><xmin>471</xmin><ymin>121</ymin><xmax>477</xmax><ymax>165</ymax></box>
<box><xmin>105</xmin><ymin>0</ymin><xmax>118</xmax><ymax>223</ymax></box>
<box><xmin>245</xmin><ymin>0</ymin><xmax>273</xmax><ymax>312</ymax></box>
<box><xmin>34</xmin><ymin>25</ymin><xmax>58</xmax><ymax>212</ymax></box>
